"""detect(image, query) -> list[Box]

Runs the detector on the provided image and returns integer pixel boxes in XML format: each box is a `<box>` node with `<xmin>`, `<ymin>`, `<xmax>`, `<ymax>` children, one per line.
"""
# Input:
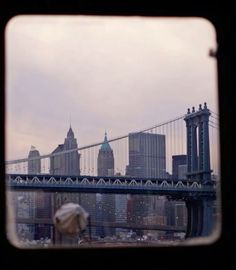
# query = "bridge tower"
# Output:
<box><xmin>184</xmin><ymin>103</ymin><xmax>214</xmax><ymax>237</ymax></box>
<box><xmin>184</xmin><ymin>102</ymin><xmax>211</xmax><ymax>181</ymax></box>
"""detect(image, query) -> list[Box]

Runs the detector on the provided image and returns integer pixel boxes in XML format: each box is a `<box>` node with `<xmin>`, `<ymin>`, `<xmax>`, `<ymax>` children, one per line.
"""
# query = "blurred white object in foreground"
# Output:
<box><xmin>53</xmin><ymin>203</ymin><xmax>89</xmax><ymax>235</ymax></box>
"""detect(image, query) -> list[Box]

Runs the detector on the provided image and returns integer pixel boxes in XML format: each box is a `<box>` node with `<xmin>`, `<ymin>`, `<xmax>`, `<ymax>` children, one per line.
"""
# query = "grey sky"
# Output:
<box><xmin>5</xmin><ymin>16</ymin><xmax>218</xmax><ymax>160</ymax></box>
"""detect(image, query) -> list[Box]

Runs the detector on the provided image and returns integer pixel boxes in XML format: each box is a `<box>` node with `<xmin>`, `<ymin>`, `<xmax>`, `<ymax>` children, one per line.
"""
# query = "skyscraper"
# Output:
<box><xmin>50</xmin><ymin>126</ymin><xmax>82</xmax><ymax>244</ymax></box>
<box><xmin>50</xmin><ymin>126</ymin><xmax>80</xmax><ymax>176</ymax></box>
<box><xmin>126</xmin><ymin>132</ymin><xmax>166</xmax><ymax>232</ymax></box>
<box><xmin>24</xmin><ymin>146</ymin><xmax>40</xmax><ymax>239</ymax></box>
<box><xmin>96</xmin><ymin>132</ymin><xmax>115</xmax><ymax>237</ymax></box>
<box><xmin>28</xmin><ymin>145</ymin><xmax>41</xmax><ymax>174</ymax></box>
<box><xmin>97</xmin><ymin>132</ymin><xmax>114</xmax><ymax>176</ymax></box>
<box><xmin>15</xmin><ymin>146</ymin><xmax>51</xmax><ymax>241</ymax></box>
<box><xmin>126</xmin><ymin>132</ymin><xmax>166</xmax><ymax>178</ymax></box>
<box><xmin>27</xmin><ymin>146</ymin><xmax>52</xmax><ymax>240</ymax></box>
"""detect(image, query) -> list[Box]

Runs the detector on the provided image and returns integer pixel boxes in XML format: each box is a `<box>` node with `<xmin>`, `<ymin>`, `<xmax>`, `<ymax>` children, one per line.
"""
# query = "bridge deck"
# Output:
<box><xmin>6</xmin><ymin>174</ymin><xmax>217</xmax><ymax>199</ymax></box>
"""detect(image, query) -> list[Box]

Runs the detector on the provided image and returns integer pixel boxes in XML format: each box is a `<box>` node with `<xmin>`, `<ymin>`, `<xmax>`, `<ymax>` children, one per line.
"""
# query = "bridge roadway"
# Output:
<box><xmin>15</xmin><ymin>217</ymin><xmax>186</xmax><ymax>232</ymax></box>
<box><xmin>6</xmin><ymin>174</ymin><xmax>216</xmax><ymax>199</ymax></box>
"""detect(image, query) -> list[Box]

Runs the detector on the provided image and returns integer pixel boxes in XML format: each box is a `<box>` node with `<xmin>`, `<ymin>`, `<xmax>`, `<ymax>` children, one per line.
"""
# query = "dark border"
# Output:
<box><xmin>1</xmin><ymin>1</ymin><xmax>235</xmax><ymax>269</ymax></box>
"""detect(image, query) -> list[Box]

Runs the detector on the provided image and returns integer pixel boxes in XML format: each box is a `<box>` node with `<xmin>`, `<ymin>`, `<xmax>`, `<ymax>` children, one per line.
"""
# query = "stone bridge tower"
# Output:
<box><xmin>184</xmin><ymin>103</ymin><xmax>214</xmax><ymax>237</ymax></box>
<box><xmin>184</xmin><ymin>102</ymin><xmax>212</xmax><ymax>182</ymax></box>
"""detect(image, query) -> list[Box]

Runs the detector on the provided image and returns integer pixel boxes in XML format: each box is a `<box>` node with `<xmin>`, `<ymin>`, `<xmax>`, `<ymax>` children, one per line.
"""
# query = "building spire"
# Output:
<box><xmin>69</xmin><ymin>113</ymin><xmax>72</xmax><ymax>128</ymax></box>
<box><xmin>30</xmin><ymin>145</ymin><xmax>36</xmax><ymax>151</ymax></box>
<box><xmin>100</xmin><ymin>131</ymin><xmax>112</xmax><ymax>151</ymax></box>
<box><xmin>67</xmin><ymin>125</ymin><xmax>74</xmax><ymax>138</ymax></box>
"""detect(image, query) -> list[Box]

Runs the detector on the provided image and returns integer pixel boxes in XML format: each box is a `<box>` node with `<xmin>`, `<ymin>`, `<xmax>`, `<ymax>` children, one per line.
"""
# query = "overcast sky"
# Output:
<box><xmin>5</xmin><ymin>16</ymin><xmax>218</xmax><ymax>161</ymax></box>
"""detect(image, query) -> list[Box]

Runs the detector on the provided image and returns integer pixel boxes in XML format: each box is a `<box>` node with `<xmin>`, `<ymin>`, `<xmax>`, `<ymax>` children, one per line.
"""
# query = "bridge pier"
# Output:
<box><xmin>201</xmin><ymin>200</ymin><xmax>214</xmax><ymax>236</ymax></box>
<box><xmin>185</xmin><ymin>199</ymin><xmax>213</xmax><ymax>238</ymax></box>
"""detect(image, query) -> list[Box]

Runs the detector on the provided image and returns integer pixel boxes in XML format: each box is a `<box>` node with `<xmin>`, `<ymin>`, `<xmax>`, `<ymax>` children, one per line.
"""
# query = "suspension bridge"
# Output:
<box><xmin>6</xmin><ymin>103</ymin><xmax>219</xmax><ymax>243</ymax></box>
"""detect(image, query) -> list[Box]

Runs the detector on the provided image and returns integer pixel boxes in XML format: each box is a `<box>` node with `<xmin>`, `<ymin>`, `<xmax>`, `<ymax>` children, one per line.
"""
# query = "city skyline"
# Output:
<box><xmin>5</xmin><ymin>16</ymin><xmax>218</xmax><ymax>161</ymax></box>
<box><xmin>7</xmin><ymin>97</ymin><xmax>218</xmax><ymax>245</ymax></box>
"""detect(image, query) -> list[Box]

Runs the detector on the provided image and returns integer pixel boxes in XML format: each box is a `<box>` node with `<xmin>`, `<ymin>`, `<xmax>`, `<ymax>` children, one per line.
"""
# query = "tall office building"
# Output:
<box><xmin>97</xmin><ymin>132</ymin><xmax>114</xmax><ymax>176</ymax></box>
<box><xmin>126</xmin><ymin>132</ymin><xmax>166</xmax><ymax>233</ymax></box>
<box><xmin>50</xmin><ymin>126</ymin><xmax>80</xmax><ymax>176</ymax></box>
<box><xmin>50</xmin><ymin>127</ymin><xmax>82</xmax><ymax>244</ymax></box>
<box><xmin>96</xmin><ymin>132</ymin><xmax>115</xmax><ymax>237</ymax></box>
<box><xmin>126</xmin><ymin>132</ymin><xmax>166</xmax><ymax>178</ymax></box>
<box><xmin>15</xmin><ymin>146</ymin><xmax>50</xmax><ymax>241</ymax></box>
<box><xmin>50</xmin><ymin>126</ymin><xmax>81</xmax><ymax>210</ymax></box>
<box><xmin>27</xmin><ymin>146</ymin><xmax>52</xmax><ymax>239</ymax></box>
<box><xmin>25</xmin><ymin>146</ymin><xmax>41</xmax><ymax>239</ymax></box>
<box><xmin>28</xmin><ymin>145</ymin><xmax>41</xmax><ymax>174</ymax></box>
<box><xmin>49</xmin><ymin>127</ymin><xmax>98</xmax><ymax>242</ymax></box>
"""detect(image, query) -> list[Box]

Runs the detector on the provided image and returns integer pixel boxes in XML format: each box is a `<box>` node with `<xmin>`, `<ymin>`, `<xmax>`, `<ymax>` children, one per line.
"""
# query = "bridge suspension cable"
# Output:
<box><xmin>209</xmin><ymin>110</ymin><xmax>219</xmax><ymax>116</ymax></box>
<box><xmin>209</xmin><ymin>124</ymin><xmax>219</xmax><ymax>130</ymax></box>
<box><xmin>209</xmin><ymin>120</ymin><xmax>219</xmax><ymax>129</ymax></box>
<box><xmin>5</xmin><ymin>114</ymin><xmax>185</xmax><ymax>165</ymax></box>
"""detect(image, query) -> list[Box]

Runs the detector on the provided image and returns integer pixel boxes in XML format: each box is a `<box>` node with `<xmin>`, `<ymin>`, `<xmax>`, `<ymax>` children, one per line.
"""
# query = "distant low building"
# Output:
<box><xmin>115</xmin><ymin>172</ymin><xmax>128</xmax><ymax>235</ymax></box>
<box><xmin>165</xmin><ymin>200</ymin><xmax>187</xmax><ymax>227</ymax></box>
<box><xmin>172</xmin><ymin>155</ymin><xmax>187</xmax><ymax>180</ymax></box>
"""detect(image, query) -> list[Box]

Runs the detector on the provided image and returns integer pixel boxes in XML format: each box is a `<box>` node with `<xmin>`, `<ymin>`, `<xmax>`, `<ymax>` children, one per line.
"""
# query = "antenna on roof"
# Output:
<box><xmin>69</xmin><ymin>113</ymin><xmax>71</xmax><ymax>128</ymax></box>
